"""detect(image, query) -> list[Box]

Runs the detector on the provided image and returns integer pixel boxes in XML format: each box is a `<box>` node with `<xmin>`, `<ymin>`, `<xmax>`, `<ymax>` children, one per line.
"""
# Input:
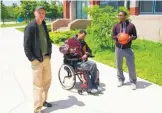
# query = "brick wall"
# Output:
<box><xmin>63</xmin><ymin>1</ymin><xmax>70</xmax><ymax>19</ymax></box>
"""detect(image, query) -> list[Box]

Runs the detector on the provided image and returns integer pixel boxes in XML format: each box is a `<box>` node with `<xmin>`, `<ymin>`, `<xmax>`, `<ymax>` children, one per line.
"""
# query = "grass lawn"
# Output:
<box><xmin>1</xmin><ymin>21</ymin><xmax>51</xmax><ymax>28</ymax></box>
<box><xmin>0</xmin><ymin>22</ymin><xmax>27</xmax><ymax>28</ymax></box>
<box><xmin>93</xmin><ymin>40</ymin><xmax>162</xmax><ymax>86</ymax></box>
<box><xmin>16</xmin><ymin>25</ymin><xmax>51</xmax><ymax>32</ymax></box>
<box><xmin>16</xmin><ymin>27</ymin><xmax>25</xmax><ymax>32</ymax></box>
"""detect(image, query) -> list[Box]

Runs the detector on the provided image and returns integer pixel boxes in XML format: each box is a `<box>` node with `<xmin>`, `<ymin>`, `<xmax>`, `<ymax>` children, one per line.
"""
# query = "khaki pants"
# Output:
<box><xmin>31</xmin><ymin>57</ymin><xmax>52</xmax><ymax>113</ymax></box>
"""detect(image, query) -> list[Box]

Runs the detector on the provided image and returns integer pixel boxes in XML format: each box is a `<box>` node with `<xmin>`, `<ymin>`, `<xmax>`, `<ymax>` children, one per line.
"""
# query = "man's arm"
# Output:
<box><xmin>85</xmin><ymin>42</ymin><xmax>92</xmax><ymax>57</ymax></box>
<box><xmin>23</xmin><ymin>26</ymin><xmax>35</xmax><ymax>61</ymax></box>
<box><xmin>130</xmin><ymin>25</ymin><xmax>137</xmax><ymax>40</ymax></box>
<box><xmin>112</xmin><ymin>24</ymin><xmax>118</xmax><ymax>41</ymax></box>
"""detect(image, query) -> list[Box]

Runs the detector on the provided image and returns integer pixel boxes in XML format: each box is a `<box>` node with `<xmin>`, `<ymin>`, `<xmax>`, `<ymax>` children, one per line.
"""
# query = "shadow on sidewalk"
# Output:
<box><xmin>69</xmin><ymin>82</ymin><xmax>106</xmax><ymax>95</ymax></box>
<box><xmin>136</xmin><ymin>81</ymin><xmax>152</xmax><ymax>89</ymax></box>
<box><xmin>125</xmin><ymin>81</ymin><xmax>152</xmax><ymax>89</ymax></box>
<box><xmin>42</xmin><ymin>96</ymin><xmax>85</xmax><ymax>113</ymax></box>
<box><xmin>74</xmin><ymin>82</ymin><xmax>106</xmax><ymax>89</ymax></box>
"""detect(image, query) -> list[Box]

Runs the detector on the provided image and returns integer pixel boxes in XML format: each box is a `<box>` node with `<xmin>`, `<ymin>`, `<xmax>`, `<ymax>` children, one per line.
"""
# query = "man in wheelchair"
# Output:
<box><xmin>59</xmin><ymin>30</ymin><xmax>102</xmax><ymax>94</ymax></box>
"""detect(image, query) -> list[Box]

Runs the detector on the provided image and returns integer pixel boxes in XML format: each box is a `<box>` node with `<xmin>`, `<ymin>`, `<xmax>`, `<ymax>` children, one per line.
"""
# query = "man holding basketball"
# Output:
<box><xmin>112</xmin><ymin>11</ymin><xmax>137</xmax><ymax>90</ymax></box>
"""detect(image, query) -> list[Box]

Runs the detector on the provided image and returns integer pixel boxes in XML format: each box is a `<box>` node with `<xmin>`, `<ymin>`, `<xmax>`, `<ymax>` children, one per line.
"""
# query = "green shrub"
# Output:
<box><xmin>47</xmin><ymin>25</ymin><xmax>51</xmax><ymax>32</ymax></box>
<box><xmin>85</xmin><ymin>6</ymin><xmax>129</xmax><ymax>52</ymax></box>
<box><xmin>49</xmin><ymin>30</ymin><xmax>78</xmax><ymax>45</ymax></box>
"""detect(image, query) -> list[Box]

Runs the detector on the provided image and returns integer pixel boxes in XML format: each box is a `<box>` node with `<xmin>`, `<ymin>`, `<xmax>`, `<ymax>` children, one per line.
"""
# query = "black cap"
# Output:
<box><xmin>35</xmin><ymin>6</ymin><xmax>45</xmax><ymax>11</ymax></box>
<box><xmin>79</xmin><ymin>29</ymin><xmax>87</xmax><ymax>35</ymax></box>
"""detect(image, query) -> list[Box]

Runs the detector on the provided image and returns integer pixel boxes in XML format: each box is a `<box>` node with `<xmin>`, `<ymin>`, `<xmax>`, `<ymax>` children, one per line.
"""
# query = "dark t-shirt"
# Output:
<box><xmin>38</xmin><ymin>24</ymin><xmax>48</xmax><ymax>54</ymax></box>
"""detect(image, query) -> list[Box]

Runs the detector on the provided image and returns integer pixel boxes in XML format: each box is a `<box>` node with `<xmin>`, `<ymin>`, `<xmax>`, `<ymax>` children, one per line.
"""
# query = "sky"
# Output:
<box><xmin>2</xmin><ymin>0</ymin><xmax>21</xmax><ymax>6</ymax></box>
<box><xmin>2</xmin><ymin>0</ymin><xmax>63</xmax><ymax>6</ymax></box>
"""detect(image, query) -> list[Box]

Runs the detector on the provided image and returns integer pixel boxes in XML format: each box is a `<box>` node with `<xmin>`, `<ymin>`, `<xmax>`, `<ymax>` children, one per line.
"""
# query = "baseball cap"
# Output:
<box><xmin>34</xmin><ymin>6</ymin><xmax>45</xmax><ymax>11</ymax></box>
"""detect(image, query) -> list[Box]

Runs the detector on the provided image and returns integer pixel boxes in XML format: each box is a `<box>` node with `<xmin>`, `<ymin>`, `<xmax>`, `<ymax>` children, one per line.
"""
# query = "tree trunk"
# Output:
<box><xmin>2</xmin><ymin>16</ymin><xmax>5</xmax><ymax>25</ymax></box>
<box><xmin>25</xmin><ymin>17</ymin><xmax>27</xmax><ymax>23</ymax></box>
<box><xmin>30</xmin><ymin>16</ymin><xmax>31</xmax><ymax>22</ymax></box>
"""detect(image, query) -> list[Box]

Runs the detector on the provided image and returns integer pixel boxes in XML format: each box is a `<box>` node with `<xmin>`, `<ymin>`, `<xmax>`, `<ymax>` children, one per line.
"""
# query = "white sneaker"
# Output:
<box><xmin>131</xmin><ymin>83</ymin><xmax>137</xmax><ymax>90</ymax></box>
<box><xmin>91</xmin><ymin>88</ymin><xmax>98</xmax><ymax>94</ymax></box>
<box><xmin>117</xmin><ymin>81</ymin><xmax>124</xmax><ymax>87</ymax></box>
<box><xmin>97</xmin><ymin>86</ymin><xmax>103</xmax><ymax>92</ymax></box>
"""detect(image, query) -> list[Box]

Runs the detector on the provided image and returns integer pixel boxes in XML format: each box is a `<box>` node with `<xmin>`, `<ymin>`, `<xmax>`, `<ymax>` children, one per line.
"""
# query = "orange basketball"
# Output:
<box><xmin>117</xmin><ymin>33</ymin><xmax>130</xmax><ymax>44</ymax></box>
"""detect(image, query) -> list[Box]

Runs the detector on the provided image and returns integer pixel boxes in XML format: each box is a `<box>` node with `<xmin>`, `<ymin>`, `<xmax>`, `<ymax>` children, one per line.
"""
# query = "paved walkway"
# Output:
<box><xmin>0</xmin><ymin>28</ymin><xmax>162</xmax><ymax>113</ymax></box>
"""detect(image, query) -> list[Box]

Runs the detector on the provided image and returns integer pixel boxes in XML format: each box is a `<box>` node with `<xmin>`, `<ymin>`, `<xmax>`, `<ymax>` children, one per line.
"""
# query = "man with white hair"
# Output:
<box><xmin>24</xmin><ymin>6</ymin><xmax>52</xmax><ymax>113</ymax></box>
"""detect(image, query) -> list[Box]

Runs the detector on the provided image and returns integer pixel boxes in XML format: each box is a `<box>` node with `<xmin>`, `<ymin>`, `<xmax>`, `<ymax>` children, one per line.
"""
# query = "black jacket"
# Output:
<box><xmin>24</xmin><ymin>20</ymin><xmax>52</xmax><ymax>62</ymax></box>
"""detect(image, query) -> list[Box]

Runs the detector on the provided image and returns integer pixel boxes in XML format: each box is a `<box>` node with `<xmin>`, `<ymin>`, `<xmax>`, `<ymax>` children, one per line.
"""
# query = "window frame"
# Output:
<box><xmin>154</xmin><ymin>1</ymin><xmax>162</xmax><ymax>14</ymax></box>
<box><xmin>99</xmin><ymin>1</ymin><xmax>125</xmax><ymax>9</ymax></box>
<box><xmin>139</xmin><ymin>1</ymin><xmax>162</xmax><ymax>14</ymax></box>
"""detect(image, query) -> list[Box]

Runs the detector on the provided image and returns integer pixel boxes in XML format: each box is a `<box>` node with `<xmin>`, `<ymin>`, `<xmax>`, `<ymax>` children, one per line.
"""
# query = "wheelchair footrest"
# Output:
<box><xmin>81</xmin><ymin>83</ymin><xmax>88</xmax><ymax>89</ymax></box>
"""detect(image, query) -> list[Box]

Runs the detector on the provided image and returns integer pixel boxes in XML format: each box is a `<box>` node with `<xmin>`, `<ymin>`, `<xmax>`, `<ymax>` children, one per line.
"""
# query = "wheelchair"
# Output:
<box><xmin>58</xmin><ymin>56</ymin><xmax>100</xmax><ymax>95</ymax></box>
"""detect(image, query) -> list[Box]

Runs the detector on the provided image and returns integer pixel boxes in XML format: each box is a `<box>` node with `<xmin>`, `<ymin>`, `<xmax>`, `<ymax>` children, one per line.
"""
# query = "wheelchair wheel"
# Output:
<box><xmin>58</xmin><ymin>64</ymin><xmax>76</xmax><ymax>90</ymax></box>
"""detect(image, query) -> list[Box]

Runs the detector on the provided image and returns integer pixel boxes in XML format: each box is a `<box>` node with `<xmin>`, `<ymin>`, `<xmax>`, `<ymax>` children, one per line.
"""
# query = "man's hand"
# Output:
<box><xmin>128</xmin><ymin>36</ymin><xmax>132</xmax><ymax>42</ymax></box>
<box><xmin>82</xmin><ymin>54</ymin><xmax>88</xmax><ymax>61</ymax></box>
<box><xmin>31</xmin><ymin>59</ymin><xmax>40</xmax><ymax>66</ymax></box>
<box><xmin>69</xmin><ymin>48</ymin><xmax>76</xmax><ymax>53</ymax></box>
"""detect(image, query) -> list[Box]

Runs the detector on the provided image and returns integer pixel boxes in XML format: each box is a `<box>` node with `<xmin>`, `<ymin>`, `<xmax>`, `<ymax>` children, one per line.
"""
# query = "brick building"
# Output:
<box><xmin>52</xmin><ymin>0</ymin><xmax>162</xmax><ymax>41</ymax></box>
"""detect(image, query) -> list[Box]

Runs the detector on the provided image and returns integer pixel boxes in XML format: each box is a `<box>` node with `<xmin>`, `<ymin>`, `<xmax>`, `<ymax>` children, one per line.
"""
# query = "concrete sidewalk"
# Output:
<box><xmin>0</xmin><ymin>28</ymin><xmax>162</xmax><ymax>113</ymax></box>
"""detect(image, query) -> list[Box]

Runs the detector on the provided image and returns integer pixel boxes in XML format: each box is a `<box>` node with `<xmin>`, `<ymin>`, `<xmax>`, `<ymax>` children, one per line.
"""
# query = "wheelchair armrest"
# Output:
<box><xmin>66</xmin><ymin>58</ymin><xmax>82</xmax><ymax>61</ymax></box>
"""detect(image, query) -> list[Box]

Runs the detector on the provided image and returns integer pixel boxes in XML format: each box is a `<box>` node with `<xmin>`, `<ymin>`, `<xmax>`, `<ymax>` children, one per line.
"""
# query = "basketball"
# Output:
<box><xmin>117</xmin><ymin>33</ymin><xmax>130</xmax><ymax>44</ymax></box>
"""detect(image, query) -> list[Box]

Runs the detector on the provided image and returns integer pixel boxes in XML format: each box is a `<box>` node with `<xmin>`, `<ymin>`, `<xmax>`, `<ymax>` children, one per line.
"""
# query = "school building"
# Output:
<box><xmin>52</xmin><ymin>0</ymin><xmax>162</xmax><ymax>41</ymax></box>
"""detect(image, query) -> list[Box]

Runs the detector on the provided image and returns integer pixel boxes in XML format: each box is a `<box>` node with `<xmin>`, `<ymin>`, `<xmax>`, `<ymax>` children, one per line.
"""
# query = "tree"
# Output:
<box><xmin>13</xmin><ymin>6</ymin><xmax>23</xmax><ymax>23</ymax></box>
<box><xmin>12</xmin><ymin>3</ymin><xmax>17</xmax><ymax>8</ymax></box>
<box><xmin>37</xmin><ymin>1</ymin><xmax>50</xmax><ymax>11</ymax></box>
<box><xmin>57</xmin><ymin>4</ymin><xmax>63</xmax><ymax>18</ymax></box>
<box><xmin>47</xmin><ymin>1</ymin><xmax>63</xmax><ymax>20</ymax></box>
<box><xmin>1</xmin><ymin>1</ymin><xmax>8</xmax><ymax>24</ymax></box>
<box><xmin>48</xmin><ymin>2</ymin><xmax>57</xmax><ymax>19</ymax></box>
<box><xmin>20</xmin><ymin>0</ymin><xmax>37</xmax><ymax>23</ymax></box>
<box><xmin>11</xmin><ymin>3</ymin><xmax>18</xmax><ymax>23</ymax></box>
<box><xmin>19</xmin><ymin>0</ymin><xmax>63</xmax><ymax>22</ymax></box>
<box><xmin>6</xmin><ymin>6</ymin><xmax>14</xmax><ymax>18</ymax></box>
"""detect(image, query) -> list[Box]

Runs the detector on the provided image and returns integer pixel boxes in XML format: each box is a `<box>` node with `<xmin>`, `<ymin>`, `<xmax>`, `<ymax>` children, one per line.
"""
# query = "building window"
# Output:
<box><xmin>99</xmin><ymin>0</ymin><xmax>124</xmax><ymax>9</ymax></box>
<box><xmin>76</xmin><ymin>1</ymin><xmax>88</xmax><ymax>19</ymax></box>
<box><xmin>139</xmin><ymin>1</ymin><xmax>162</xmax><ymax>14</ymax></box>
<box><xmin>155</xmin><ymin>1</ymin><xmax>162</xmax><ymax>13</ymax></box>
